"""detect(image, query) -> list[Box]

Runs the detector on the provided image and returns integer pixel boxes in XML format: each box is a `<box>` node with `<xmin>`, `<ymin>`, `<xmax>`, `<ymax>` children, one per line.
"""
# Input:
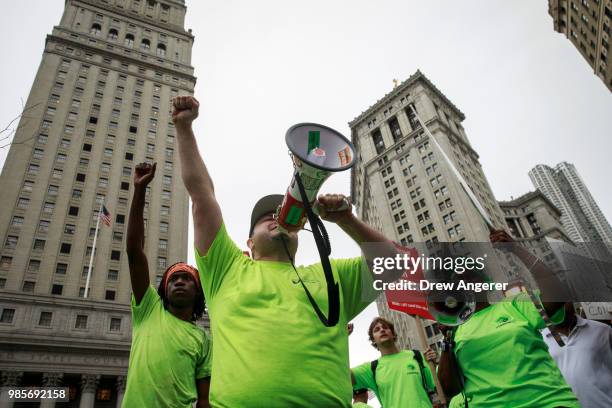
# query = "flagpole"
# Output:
<box><xmin>84</xmin><ymin>200</ymin><xmax>103</xmax><ymax>298</ymax></box>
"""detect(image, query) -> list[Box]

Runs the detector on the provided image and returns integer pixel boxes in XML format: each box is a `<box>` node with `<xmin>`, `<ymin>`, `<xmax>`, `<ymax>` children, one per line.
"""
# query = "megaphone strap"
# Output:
<box><xmin>279</xmin><ymin>172</ymin><xmax>339</xmax><ymax>328</ymax></box>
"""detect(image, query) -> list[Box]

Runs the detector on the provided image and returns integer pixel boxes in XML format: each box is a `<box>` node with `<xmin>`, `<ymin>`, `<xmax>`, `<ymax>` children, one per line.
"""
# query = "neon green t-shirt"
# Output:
<box><xmin>352</xmin><ymin>402</ymin><xmax>375</xmax><ymax>408</ymax></box>
<box><xmin>453</xmin><ymin>294</ymin><xmax>579</xmax><ymax>408</ymax></box>
<box><xmin>195</xmin><ymin>223</ymin><xmax>375</xmax><ymax>407</ymax></box>
<box><xmin>122</xmin><ymin>286</ymin><xmax>212</xmax><ymax>408</ymax></box>
<box><xmin>448</xmin><ymin>394</ymin><xmax>465</xmax><ymax>408</ymax></box>
<box><xmin>352</xmin><ymin>350</ymin><xmax>434</xmax><ymax>408</ymax></box>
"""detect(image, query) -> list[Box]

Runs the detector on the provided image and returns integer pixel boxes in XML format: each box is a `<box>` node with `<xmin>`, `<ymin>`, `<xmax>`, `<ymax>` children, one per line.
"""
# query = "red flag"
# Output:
<box><xmin>385</xmin><ymin>242</ymin><xmax>434</xmax><ymax>320</ymax></box>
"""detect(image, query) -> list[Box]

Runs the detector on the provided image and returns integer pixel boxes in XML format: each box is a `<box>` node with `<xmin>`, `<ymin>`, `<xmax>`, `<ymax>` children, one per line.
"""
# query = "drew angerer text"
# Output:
<box><xmin>373</xmin><ymin>279</ymin><xmax>508</xmax><ymax>292</ymax></box>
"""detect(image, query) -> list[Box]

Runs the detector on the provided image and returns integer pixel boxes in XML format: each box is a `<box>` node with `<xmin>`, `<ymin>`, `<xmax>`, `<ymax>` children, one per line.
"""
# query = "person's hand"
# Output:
<box><xmin>423</xmin><ymin>348</ymin><xmax>437</xmax><ymax>364</ymax></box>
<box><xmin>134</xmin><ymin>162</ymin><xmax>156</xmax><ymax>188</ymax></box>
<box><xmin>172</xmin><ymin>96</ymin><xmax>199</xmax><ymax>128</ymax></box>
<box><xmin>316</xmin><ymin>194</ymin><xmax>352</xmax><ymax>224</ymax></box>
<box><xmin>489</xmin><ymin>229</ymin><xmax>515</xmax><ymax>243</ymax></box>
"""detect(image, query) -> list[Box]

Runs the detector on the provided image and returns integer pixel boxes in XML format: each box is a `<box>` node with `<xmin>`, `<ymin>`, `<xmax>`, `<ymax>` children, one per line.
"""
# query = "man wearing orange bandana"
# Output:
<box><xmin>123</xmin><ymin>162</ymin><xmax>212</xmax><ymax>408</ymax></box>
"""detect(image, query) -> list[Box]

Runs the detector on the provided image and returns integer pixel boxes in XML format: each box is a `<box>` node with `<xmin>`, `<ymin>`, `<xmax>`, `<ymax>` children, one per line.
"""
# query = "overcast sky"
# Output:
<box><xmin>1</xmin><ymin>1</ymin><xmax>611</xmax><ymax>402</ymax></box>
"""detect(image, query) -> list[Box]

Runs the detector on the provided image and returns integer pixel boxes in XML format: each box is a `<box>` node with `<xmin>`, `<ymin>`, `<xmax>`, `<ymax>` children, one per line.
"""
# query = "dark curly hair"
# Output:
<box><xmin>157</xmin><ymin>263</ymin><xmax>205</xmax><ymax>321</ymax></box>
<box><xmin>368</xmin><ymin>317</ymin><xmax>397</xmax><ymax>349</ymax></box>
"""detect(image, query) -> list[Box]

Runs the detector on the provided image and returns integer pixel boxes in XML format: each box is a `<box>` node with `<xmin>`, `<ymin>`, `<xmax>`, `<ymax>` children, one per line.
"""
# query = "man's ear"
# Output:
<box><xmin>247</xmin><ymin>237</ymin><xmax>254</xmax><ymax>250</ymax></box>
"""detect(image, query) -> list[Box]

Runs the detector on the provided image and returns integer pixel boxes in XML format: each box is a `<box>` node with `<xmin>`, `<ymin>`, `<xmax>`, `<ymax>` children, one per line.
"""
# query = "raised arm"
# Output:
<box><xmin>490</xmin><ymin>230</ymin><xmax>567</xmax><ymax>316</ymax></box>
<box><xmin>126</xmin><ymin>162</ymin><xmax>156</xmax><ymax>303</ymax></box>
<box><xmin>172</xmin><ymin>96</ymin><xmax>222</xmax><ymax>256</ymax></box>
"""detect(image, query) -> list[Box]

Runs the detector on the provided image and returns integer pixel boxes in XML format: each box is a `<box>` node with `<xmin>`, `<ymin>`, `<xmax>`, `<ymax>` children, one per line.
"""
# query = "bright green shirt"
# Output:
<box><xmin>352</xmin><ymin>350</ymin><xmax>434</xmax><ymax>408</ymax></box>
<box><xmin>195</xmin><ymin>223</ymin><xmax>375</xmax><ymax>407</ymax></box>
<box><xmin>122</xmin><ymin>286</ymin><xmax>212</xmax><ymax>408</ymax></box>
<box><xmin>453</xmin><ymin>294</ymin><xmax>579</xmax><ymax>408</ymax></box>
<box><xmin>352</xmin><ymin>403</ymin><xmax>375</xmax><ymax>408</ymax></box>
<box><xmin>448</xmin><ymin>394</ymin><xmax>465</xmax><ymax>408</ymax></box>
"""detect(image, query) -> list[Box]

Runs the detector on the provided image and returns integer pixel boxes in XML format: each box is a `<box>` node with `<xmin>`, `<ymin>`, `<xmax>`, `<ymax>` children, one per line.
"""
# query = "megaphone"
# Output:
<box><xmin>276</xmin><ymin>123</ymin><xmax>356</xmax><ymax>233</ymax></box>
<box><xmin>427</xmin><ymin>287</ymin><xmax>476</xmax><ymax>326</ymax></box>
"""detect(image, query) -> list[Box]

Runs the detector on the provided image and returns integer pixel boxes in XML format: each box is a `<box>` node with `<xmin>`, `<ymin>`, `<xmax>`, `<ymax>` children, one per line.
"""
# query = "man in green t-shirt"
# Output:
<box><xmin>352</xmin><ymin>317</ymin><xmax>436</xmax><ymax>408</ymax></box>
<box><xmin>123</xmin><ymin>162</ymin><xmax>212</xmax><ymax>408</ymax></box>
<box><xmin>437</xmin><ymin>230</ymin><xmax>579</xmax><ymax>408</ymax></box>
<box><xmin>172</xmin><ymin>95</ymin><xmax>396</xmax><ymax>407</ymax></box>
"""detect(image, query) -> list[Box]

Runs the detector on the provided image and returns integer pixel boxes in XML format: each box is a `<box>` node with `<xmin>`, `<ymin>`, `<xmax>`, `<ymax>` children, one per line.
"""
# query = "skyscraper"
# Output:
<box><xmin>529</xmin><ymin>162</ymin><xmax>612</xmax><ymax>247</ymax></box>
<box><xmin>547</xmin><ymin>0</ymin><xmax>612</xmax><ymax>92</ymax></box>
<box><xmin>349</xmin><ymin>70</ymin><xmax>507</xmax><ymax>351</ymax></box>
<box><xmin>0</xmin><ymin>1</ymin><xmax>197</xmax><ymax>406</ymax></box>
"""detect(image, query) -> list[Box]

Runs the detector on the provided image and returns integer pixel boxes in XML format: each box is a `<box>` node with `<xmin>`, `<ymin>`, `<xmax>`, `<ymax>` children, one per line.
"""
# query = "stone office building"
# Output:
<box><xmin>0</xmin><ymin>1</ymin><xmax>205</xmax><ymax>407</ymax></box>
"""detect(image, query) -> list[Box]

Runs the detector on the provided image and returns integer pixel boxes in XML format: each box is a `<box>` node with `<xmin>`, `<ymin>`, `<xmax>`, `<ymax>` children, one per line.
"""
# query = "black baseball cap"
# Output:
<box><xmin>249</xmin><ymin>194</ymin><xmax>284</xmax><ymax>237</ymax></box>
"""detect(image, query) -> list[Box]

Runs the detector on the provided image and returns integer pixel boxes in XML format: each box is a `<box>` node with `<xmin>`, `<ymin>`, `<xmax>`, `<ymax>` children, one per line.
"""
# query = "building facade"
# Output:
<box><xmin>0</xmin><ymin>1</ymin><xmax>202</xmax><ymax>406</ymax></box>
<box><xmin>349</xmin><ymin>71</ymin><xmax>507</xmax><ymax>352</ymax></box>
<box><xmin>548</xmin><ymin>0</ymin><xmax>612</xmax><ymax>92</ymax></box>
<box><xmin>499</xmin><ymin>190</ymin><xmax>572</xmax><ymax>273</ymax></box>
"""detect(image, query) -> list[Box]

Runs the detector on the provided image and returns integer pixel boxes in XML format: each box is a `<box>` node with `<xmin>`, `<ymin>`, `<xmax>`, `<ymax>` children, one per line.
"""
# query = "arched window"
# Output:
<box><xmin>156</xmin><ymin>43</ymin><xmax>166</xmax><ymax>57</ymax></box>
<box><xmin>124</xmin><ymin>33</ymin><xmax>134</xmax><ymax>47</ymax></box>
<box><xmin>108</xmin><ymin>29</ymin><xmax>118</xmax><ymax>41</ymax></box>
<box><xmin>141</xmin><ymin>39</ymin><xmax>151</xmax><ymax>50</ymax></box>
<box><xmin>90</xmin><ymin>23</ymin><xmax>102</xmax><ymax>36</ymax></box>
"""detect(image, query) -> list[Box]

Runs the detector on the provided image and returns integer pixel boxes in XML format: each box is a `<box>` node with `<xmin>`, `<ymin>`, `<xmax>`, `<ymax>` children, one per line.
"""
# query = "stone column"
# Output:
<box><xmin>40</xmin><ymin>373</ymin><xmax>63</xmax><ymax>408</ymax></box>
<box><xmin>115</xmin><ymin>376</ymin><xmax>126</xmax><ymax>408</ymax></box>
<box><xmin>78</xmin><ymin>375</ymin><xmax>99</xmax><ymax>408</ymax></box>
<box><xmin>0</xmin><ymin>371</ymin><xmax>23</xmax><ymax>408</ymax></box>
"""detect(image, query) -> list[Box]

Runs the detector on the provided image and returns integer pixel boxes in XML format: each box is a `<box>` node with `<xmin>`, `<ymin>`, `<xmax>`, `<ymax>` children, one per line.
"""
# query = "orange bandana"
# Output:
<box><xmin>162</xmin><ymin>262</ymin><xmax>201</xmax><ymax>292</ymax></box>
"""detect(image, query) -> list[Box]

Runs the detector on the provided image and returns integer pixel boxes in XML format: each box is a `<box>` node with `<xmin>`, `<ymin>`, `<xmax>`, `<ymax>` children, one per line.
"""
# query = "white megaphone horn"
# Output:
<box><xmin>276</xmin><ymin>123</ymin><xmax>356</xmax><ymax>233</ymax></box>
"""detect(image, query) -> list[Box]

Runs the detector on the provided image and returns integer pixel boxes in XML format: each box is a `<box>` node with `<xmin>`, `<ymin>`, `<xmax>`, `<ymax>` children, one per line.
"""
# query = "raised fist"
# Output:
<box><xmin>134</xmin><ymin>162</ymin><xmax>156</xmax><ymax>188</ymax></box>
<box><xmin>172</xmin><ymin>96</ymin><xmax>200</xmax><ymax>127</ymax></box>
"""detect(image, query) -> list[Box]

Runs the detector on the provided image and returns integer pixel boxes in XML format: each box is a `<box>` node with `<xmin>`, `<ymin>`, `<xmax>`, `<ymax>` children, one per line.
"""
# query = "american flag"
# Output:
<box><xmin>100</xmin><ymin>205</ymin><xmax>112</xmax><ymax>226</ymax></box>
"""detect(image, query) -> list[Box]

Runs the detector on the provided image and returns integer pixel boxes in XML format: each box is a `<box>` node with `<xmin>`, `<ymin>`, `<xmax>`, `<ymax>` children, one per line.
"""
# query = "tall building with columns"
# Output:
<box><xmin>349</xmin><ymin>71</ymin><xmax>507</xmax><ymax>352</ymax></box>
<box><xmin>0</xmin><ymin>1</ymin><xmax>202</xmax><ymax>406</ymax></box>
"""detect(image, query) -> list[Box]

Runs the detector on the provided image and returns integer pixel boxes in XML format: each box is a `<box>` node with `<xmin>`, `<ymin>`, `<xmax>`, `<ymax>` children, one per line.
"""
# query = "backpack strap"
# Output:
<box><xmin>411</xmin><ymin>349</ymin><xmax>431</xmax><ymax>392</ymax></box>
<box><xmin>370</xmin><ymin>359</ymin><xmax>379</xmax><ymax>384</ymax></box>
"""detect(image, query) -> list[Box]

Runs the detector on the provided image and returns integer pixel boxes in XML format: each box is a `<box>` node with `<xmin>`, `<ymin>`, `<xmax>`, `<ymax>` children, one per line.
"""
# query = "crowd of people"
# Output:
<box><xmin>120</xmin><ymin>95</ymin><xmax>612</xmax><ymax>407</ymax></box>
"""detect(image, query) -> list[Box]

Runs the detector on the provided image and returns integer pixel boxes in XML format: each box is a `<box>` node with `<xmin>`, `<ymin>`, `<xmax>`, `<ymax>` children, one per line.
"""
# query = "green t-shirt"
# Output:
<box><xmin>352</xmin><ymin>402</ymin><xmax>375</xmax><ymax>408</ymax></box>
<box><xmin>448</xmin><ymin>394</ymin><xmax>465</xmax><ymax>408</ymax></box>
<box><xmin>195</xmin><ymin>223</ymin><xmax>375</xmax><ymax>407</ymax></box>
<box><xmin>352</xmin><ymin>350</ymin><xmax>434</xmax><ymax>408</ymax></box>
<box><xmin>122</xmin><ymin>286</ymin><xmax>212</xmax><ymax>408</ymax></box>
<box><xmin>453</xmin><ymin>294</ymin><xmax>579</xmax><ymax>408</ymax></box>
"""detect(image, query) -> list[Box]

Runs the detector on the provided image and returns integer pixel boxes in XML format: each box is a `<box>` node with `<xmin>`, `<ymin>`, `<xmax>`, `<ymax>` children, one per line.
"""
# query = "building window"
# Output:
<box><xmin>4</xmin><ymin>235</ymin><xmax>18</xmax><ymax>249</ymax></box>
<box><xmin>76</xmin><ymin>173</ymin><xmax>86</xmax><ymax>182</ymax></box>
<box><xmin>72</xmin><ymin>189</ymin><xmax>82</xmax><ymax>200</ymax></box>
<box><xmin>38</xmin><ymin>220</ymin><xmax>50</xmax><ymax>233</ymax></box>
<box><xmin>27</xmin><ymin>260</ymin><xmax>40</xmax><ymax>273</ymax></box>
<box><xmin>11</xmin><ymin>216</ymin><xmax>24</xmax><ymax>228</ymax></box>
<box><xmin>55</xmin><ymin>263</ymin><xmax>68</xmax><ymax>275</ymax></box>
<box><xmin>110</xmin><ymin>317</ymin><xmax>122</xmax><ymax>331</ymax></box>
<box><xmin>120</xmin><ymin>182</ymin><xmax>130</xmax><ymax>191</ymax></box>
<box><xmin>47</xmin><ymin>185</ymin><xmax>59</xmax><ymax>196</ymax></box>
<box><xmin>107</xmin><ymin>269</ymin><xmax>119</xmax><ymax>281</ymax></box>
<box><xmin>124</xmin><ymin>33</ymin><xmax>134</xmax><ymax>47</ymax></box>
<box><xmin>23</xmin><ymin>281</ymin><xmax>36</xmax><ymax>293</ymax></box>
<box><xmin>0</xmin><ymin>256</ymin><xmax>12</xmax><ymax>269</ymax></box>
<box><xmin>110</xmin><ymin>250</ymin><xmax>121</xmax><ymax>261</ymax></box>
<box><xmin>105</xmin><ymin>290</ymin><xmax>116</xmax><ymax>301</ymax></box>
<box><xmin>75</xmin><ymin>315</ymin><xmax>88</xmax><ymax>329</ymax></box>
<box><xmin>69</xmin><ymin>206</ymin><xmax>79</xmax><ymax>216</ymax></box>
<box><xmin>90</xmin><ymin>23</ymin><xmax>102</xmax><ymax>36</ymax></box>
<box><xmin>116</xmin><ymin>214</ymin><xmax>125</xmax><ymax>224</ymax></box>
<box><xmin>42</xmin><ymin>202</ymin><xmax>55</xmax><ymax>214</ymax></box>
<box><xmin>159</xmin><ymin>239</ymin><xmax>168</xmax><ymax>250</ymax></box>
<box><xmin>158</xmin><ymin>257</ymin><xmax>167</xmax><ymax>269</ymax></box>
<box><xmin>108</xmin><ymin>29</ymin><xmax>118</xmax><ymax>41</ymax></box>
<box><xmin>60</xmin><ymin>243</ymin><xmax>72</xmax><ymax>254</ymax></box>
<box><xmin>0</xmin><ymin>308</ymin><xmax>15</xmax><ymax>324</ymax></box>
<box><xmin>51</xmin><ymin>284</ymin><xmax>63</xmax><ymax>295</ymax></box>
<box><xmin>17</xmin><ymin>198</ymin><xmax>30</xmax><ymax>208</ymax></box>
<box><xmin>160</xmin><ymin>222</ymin><xmax>168</xmax><ymax>233</ymax></box>
<box><xmin>33</xmin><ymin>239</ymin><xmax>45</xmax><ymax>251</ymax></box>
<box><xmin>33</xmin><ymin>148</ymin><xmax>44</xmax><ymax>159</ymax></box>
<box><xmin>157</xmin><ymin>43</ymin><xmax>166</xmax><ymax>57</ymax></box>
<box><xmin>38</xmin><ymin>311</ymin><xmax>52</xmax><ymax>326</ymax></box>
<box><xmin>141</xmin><ymin>39</ymin><xmax>151</xmax><ymax>50</ymax></box>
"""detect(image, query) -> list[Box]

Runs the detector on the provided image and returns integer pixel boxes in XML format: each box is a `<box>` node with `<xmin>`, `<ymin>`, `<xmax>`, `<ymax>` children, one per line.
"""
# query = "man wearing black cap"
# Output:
<box><xmin>173</xmin><ymin>96</ymin><xmax>394</xmax><ymax>407</ymax></box>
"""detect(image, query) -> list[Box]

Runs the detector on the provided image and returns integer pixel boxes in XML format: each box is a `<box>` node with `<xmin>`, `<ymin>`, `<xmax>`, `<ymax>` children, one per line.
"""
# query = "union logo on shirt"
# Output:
<box><xmin>495</xmin><ymin>315</ymin><xmax>514</xmax><ymax>328</ymax></box>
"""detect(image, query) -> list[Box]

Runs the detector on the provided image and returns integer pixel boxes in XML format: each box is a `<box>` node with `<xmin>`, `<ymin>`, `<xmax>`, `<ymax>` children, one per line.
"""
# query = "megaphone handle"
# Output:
<box><xmin>312</xmin><ymin>197</ymin><xmax>350</xmax><ymax>216</ymax></box>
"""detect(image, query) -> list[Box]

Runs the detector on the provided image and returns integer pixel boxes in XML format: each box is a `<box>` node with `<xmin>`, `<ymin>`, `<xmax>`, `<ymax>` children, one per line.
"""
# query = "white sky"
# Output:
<box><xmin>1</xmin><ymin>2</ymin><xmax>611</xmax><ymax>404</ymax></box>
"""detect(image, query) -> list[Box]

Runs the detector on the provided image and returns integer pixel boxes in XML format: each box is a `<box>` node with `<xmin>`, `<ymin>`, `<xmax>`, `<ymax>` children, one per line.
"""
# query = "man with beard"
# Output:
<box><xmin>173</xmin><ymin>95</ymin><xmax>396</xmax><ymax>407</ymax></box>
<box><xmin>352</xmin><ymin>317</ymin><xmax>436</xmax><ymax>408</ymax></box>
<box><xmin>123</xmin><ymin>162</ymin><xmax>212</xmax><ymax>407</ymax></box>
